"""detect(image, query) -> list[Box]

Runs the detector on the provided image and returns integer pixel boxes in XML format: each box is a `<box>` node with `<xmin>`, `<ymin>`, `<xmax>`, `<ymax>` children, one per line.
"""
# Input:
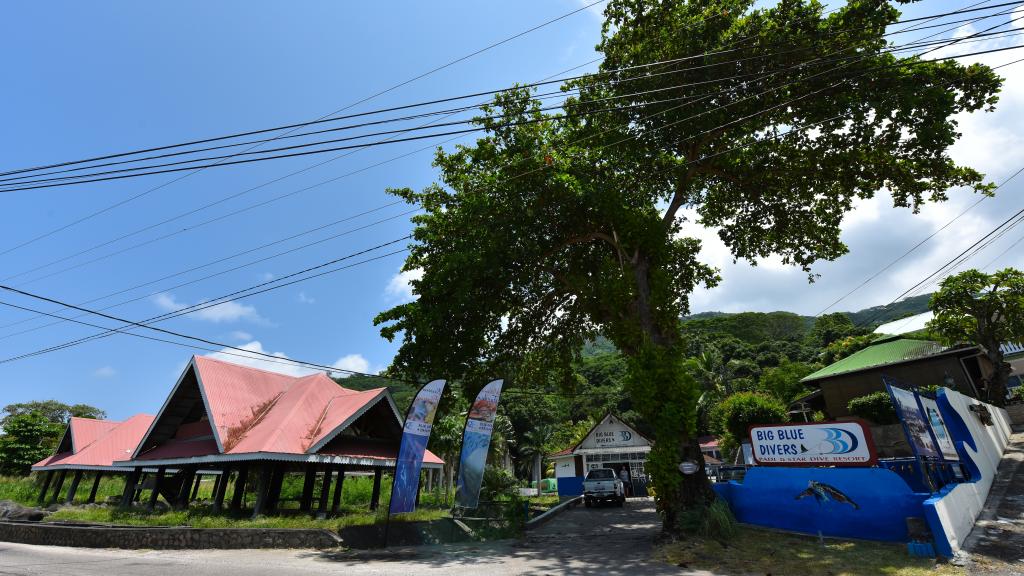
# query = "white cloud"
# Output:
<box><xmin>205</xmin><ymin>341</ymin><xmax>316</xmax><ymax>377</ymax></box>
<box><xmin>384</xmin><ymin>268</ymin><xmax>424</xmax><ymax>303</ymax></box>
<box><xmin>260</xmin><ymin>272</ymin><xmax>275</xmax><ymax>282</ymax></box>
<box><xmin>205</xmin><ymin>342</ymin><xmax>377</xmax><ymax>380</ymax></box>
<box><xmin>330</xmin><ymin>354</ymin><xmax>371</xmax><ymax>378</ymax></box>
<box><xmin>152</xmin><ymin>293</ymin><xmax>266</xmax><ymax>324</ymax></box>
<box><xmin>229</xmin><ymin>330</ymin><xmax>253</xmax><ymax>342</ymax></box>
<box><xmin>297</xmin><ymin>291</ymin><xmax>315</xmax><ymax>304</ymax></box>
<box><xmin>93</xmin><ymin>366</ymin><xmax>116</xmax><ymax>378</ymax></box>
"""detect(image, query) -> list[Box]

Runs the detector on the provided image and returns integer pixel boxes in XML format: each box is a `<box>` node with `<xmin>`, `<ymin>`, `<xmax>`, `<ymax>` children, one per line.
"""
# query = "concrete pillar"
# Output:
<box><xmin>299</xmin><ymin>465</ymin><xmax>316</xmax><ymax>512</ymax></box>
<box><xmin>134</xmin><ymin>473</ymin><xmax>147</xmax><ymax>502</ymax></box>
<box><xmin>266</xmin><ymin>464</ymin><xmax>285</xmax><ymax>513</ymax></box>
<box><xmin>251</xmin><ymin>464</ymin><xmax>272</xmax><ymax>518</ymax></box>
<box><xmin>49</xmin><ymin>470</ymin><xmax>67</xmax><ymax>505</ymax></box>
<box><xmin>120</xmin><ymin>468</ymin><xmax>141</xmax><ymax>510</ymax></box>
<box><xmin>230</xmin><ymin>464</ymin><xmax>249</xmax><ymax>513</ymax></box>
<box><xmin>86</xmin><ymin>472</ymin><xmax>103</xmax><ymax>504</ymax></box>
<box><xmin>190</xmin><ymin>474</ymin><xmax>202</xmax><ymax>501</ymax></box>
<box><xmin>175</xmin><ymin>467</ymin><xmax>196</xmax><ymax>510</ymax></box>
<box><xmin>64</xmin><ymin>470</ymin><xmax>83</xmax><ymax>505</ymax></box>
<box><xmin>212</xmin><ymin>465</ymin><xmax>231</xmax><ymax>512</ymax></box>
<box><xmin>369</xmin><ymin>468</ymin><xmax>383</xmax><ymax>511</ymax></box>
<box><xmin>37</xmin><ymin>471</ymin><xmax>54</xmax><ymax>505</ymax></box>
<box><xmin>316</xmin><ymin>466</ymin><xmax>333</xmax><ymax>515</ymax></box>
<box><xmin>147</xmin><ymin>467</ymin><xmax>166</xmax><ymax>511</ymax></box>
<box><xmin>331</xmin><ymin>466</ymin><xmax>345</xmax><ymax>514</ymax></box>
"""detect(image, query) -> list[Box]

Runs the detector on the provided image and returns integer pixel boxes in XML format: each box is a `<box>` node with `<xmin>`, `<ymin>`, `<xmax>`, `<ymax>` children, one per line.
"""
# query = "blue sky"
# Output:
<box><xmin>1</xmin><ymin>0</ymin><xmax>1023</xmax><ymax>420</ymax></box>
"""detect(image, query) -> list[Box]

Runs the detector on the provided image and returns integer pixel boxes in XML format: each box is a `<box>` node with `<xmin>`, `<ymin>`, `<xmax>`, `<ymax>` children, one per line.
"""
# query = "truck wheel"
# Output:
<box><xmin>584</xmin><ymin>498</ymin><xmax>592</xmax><ymax>508</ymax></box>
<box><xmin>618</xmin><ymin>496</ymin><xmax>625</xmax><ymax>507</ymax></box>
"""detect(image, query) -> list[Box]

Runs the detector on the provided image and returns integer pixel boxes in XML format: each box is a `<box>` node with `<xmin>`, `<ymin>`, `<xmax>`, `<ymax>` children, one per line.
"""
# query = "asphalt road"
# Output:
<box><xmin>0</xmin><ymin>498</ymin><xmax>700</xmax><ymax>576</ymax></box>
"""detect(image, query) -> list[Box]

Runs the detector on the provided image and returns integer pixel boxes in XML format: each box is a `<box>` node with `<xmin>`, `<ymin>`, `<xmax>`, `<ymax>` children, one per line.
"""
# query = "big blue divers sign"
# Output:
<box><xmin>749</xmin><ymin>421</ymin><xmax>877</xmax><ymax>466</ymax></box>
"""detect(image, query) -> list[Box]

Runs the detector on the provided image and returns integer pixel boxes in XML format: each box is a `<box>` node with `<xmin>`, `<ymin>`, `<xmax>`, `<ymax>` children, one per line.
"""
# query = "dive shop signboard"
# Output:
<box><xmin>749</xmin><ymin>421</ymin><xmax>877</xmax><ymax>466</ymax></box>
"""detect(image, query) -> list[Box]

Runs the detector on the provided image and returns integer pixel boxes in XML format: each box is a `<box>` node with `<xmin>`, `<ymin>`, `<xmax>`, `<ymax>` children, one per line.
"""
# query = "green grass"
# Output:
<box><xmin>1</xmin><ymin>474</ymin><xmax>125</xmax><ymax>506</ymax></box>
<box><xmin>660</xmin><ymin>526</ymin><xmax>963</xmax><ymax>576</ymax></box>
<box><xmin>47</xmin><ymin>505</ymin><xmax>448</xmax><ymax>530</ymax></box>
<box><xmin>3</xmin><ymin>472</ymin><xmax>455</xmax><ymax>531</ymax></box>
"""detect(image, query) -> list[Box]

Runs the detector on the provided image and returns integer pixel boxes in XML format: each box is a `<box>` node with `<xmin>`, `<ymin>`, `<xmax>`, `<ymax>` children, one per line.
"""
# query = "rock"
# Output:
<box><xmin>0</xmin><ymin>500</ymin><xmax>49</xmax><ymax>522</ymax></box>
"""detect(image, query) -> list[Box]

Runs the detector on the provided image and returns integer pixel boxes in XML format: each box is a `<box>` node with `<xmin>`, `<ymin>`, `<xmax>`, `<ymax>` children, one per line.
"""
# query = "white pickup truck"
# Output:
<box><xmin>582</xmin><ymin>468</ymin><xmax>625</xmax><ymax>507</ymax></box>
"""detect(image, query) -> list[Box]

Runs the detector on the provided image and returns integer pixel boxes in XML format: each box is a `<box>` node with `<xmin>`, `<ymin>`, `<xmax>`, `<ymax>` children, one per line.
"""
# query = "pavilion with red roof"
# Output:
<box><xmin>112</xmin><ymin>355</ymin><xmax>442</xmax><ymax>517</ymax></box>
<box><xmin>32</xmin><ymin>414</ymin><xmax>155</xmax><ymax>506</ymax></box>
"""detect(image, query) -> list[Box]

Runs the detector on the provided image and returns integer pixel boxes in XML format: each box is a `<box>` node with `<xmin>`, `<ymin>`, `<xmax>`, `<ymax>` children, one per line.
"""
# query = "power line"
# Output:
<box><xmin>0</xmin><ymin>12</ymin><xmax>1015</xmax><ymax>362</ymax></box>
<box><xmin>853</xmin><ymin>164</ymin><xmax>1024</xmax><ymax>329</ymax></box>
<box><xmin>0</xmin><ymin>0</ymin><xmax>608</xmax><ymax>258</ymax></box>
<box><xmin>0</xmin><ymin>1</ymin><xmax>998</xmax><ymax>292</ymax></box>
<box><xmin>6</xmin><ymin>38</ymin><xmax>1019</xmax><ymax>366</ymax></box>
<box><xmin>6</xmin><ymin>7</ymin><xmax>1021</xmax><ymax>192</ymax></box>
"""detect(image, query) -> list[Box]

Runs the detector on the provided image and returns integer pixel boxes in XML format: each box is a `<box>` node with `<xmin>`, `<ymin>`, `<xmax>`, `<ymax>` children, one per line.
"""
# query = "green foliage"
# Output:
<box><xmin>480</xmin><ymin>466</ymin><xmax>518</xmax><ymax>501</ymax></box>
<box><xmin>0</xmin><ymin>412</ymin><xmax>65</xmax><ymax>476</ymax></box>
<box><xmin>677</xmin><ymin>497</ymin><xmax>738</xmax><ymax>541</ymax></box>
<box><xmin>929</xmin><ymin>268</ymin><xmax>1024</xmax><ymax>405</ymax></box>
<box><xmin>807</xmin><ymin>313</ymin><xmax>866</xmax><ymax>348</ymax></box>
<box><xmin>683</xmin><ymin>311</ymin><xmax>810</xmax><ymax>344</ymax></box>
<box><xmin>1</xmin><ymin>400</ymin><xmax>105</xmax><ymax>427</ymax></box>
<box><xmin>821</xmin><ymin>333</ymin><xmax>879</xmax><ymax>364</ymax></box>
<box><xmin>846</xmin><ymin>392</ymin><xmax>898</xmax><ymax>425</ymax></box>
<box><xmin>373</xmin><ymin>0</ymin><xmax>1001</xmax><ymax>532</ymax></box>
<box><xmin>812</xmin><ymin>411</ymin><xmax>827</xmax><ymax>423</ymax></box>
<box><xmin>712</xmin><ymin>393</ymin><xmax>790</xmax><ymax>440</ymax></box>
<box><xmin>758</xmin><ymin>360</ymin><xmax>818</xmax><ymax>402</ymax></box>
<box><xmin>846</xmin><ymin>294</ymin><xmax>933</xmax><ymax>328</ymax></box>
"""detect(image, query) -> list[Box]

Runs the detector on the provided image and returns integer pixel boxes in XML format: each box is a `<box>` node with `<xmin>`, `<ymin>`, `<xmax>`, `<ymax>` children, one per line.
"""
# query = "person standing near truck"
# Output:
<box><xmin>618</xmin><ymin>466</ymin><xmax>631</xmax><ymax>498</ymax></box>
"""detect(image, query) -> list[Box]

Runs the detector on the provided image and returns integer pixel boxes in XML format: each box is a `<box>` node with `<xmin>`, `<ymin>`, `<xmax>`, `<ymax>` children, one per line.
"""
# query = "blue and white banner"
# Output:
<box><xmin>749</xmin><ymin>421</ymin><xmax>876</xmax><ymax>466</ymax></box>
<box><xmin>455</xmin><ymin>379</ymin><xmax>503</xmax><ymax>509</ymax></box>
<box><xmin>389</xmin><ymin>379</ymin><xmax>446</xmax><ymax>515</ymax></box>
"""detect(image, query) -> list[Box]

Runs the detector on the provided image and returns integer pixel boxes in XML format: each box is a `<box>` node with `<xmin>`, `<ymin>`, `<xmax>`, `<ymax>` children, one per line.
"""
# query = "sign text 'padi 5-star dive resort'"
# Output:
<box><xmin>749</xmin><ymin>421</ymin><xmax>877</xmax><ymax>466</ymax></box>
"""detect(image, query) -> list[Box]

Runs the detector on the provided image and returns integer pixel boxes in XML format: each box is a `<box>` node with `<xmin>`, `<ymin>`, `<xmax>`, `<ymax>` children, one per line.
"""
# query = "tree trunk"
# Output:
<box><xmin>534</xmin><ymin>453</ymin><xmax>542</xmax><ymax>489</ymax></box>
<box><xmin>614</xmin><ymin>252</ymin><xmax>718</xmax><ymax>533</ymax></box>
<box><xmin>986</xmin><ymin>346</ymin><xmax>1011</xmax><ymax>407</ymax></box>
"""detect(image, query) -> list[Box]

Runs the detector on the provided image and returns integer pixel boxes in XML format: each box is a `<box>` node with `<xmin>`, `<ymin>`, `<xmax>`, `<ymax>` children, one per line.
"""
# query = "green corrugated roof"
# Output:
<box><xmin>801</xmin><ymin>338</ymin><xmax>945</xmax><ymax>383</ymax></box>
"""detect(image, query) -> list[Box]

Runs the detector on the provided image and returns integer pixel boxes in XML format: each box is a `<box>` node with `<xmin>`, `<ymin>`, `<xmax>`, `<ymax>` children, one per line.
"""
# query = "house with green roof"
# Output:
<box><xmin>798</xmin><ymin>335</ymin><xmax>992</xmax><ymax>418</ymax></box>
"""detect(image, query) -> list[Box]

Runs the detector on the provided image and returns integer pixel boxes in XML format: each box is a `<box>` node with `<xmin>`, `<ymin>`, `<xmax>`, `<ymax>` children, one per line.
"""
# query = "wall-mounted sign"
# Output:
<box><xmin>576</xmin><ymin>414</ymin><xmax>650</xmax><ymax>451</ymax></box>
<box><xmin>678</xmin><ymin>460</ymin><xmax>699</xmax><ymax>475</ymax></box>
<box><xmin>885</xmin><ymin>381</ymin><xmax>940</xmax><ymax>460</ymax></box>
<box><xmin>749</xmin><ymin>421</ymin><xmax>877</xmax><ymax>466</ymax></box>
<box><xmin>919</xmin><ymin>396</ymin><xmax>959</xmax><ymax>461</ymax></box>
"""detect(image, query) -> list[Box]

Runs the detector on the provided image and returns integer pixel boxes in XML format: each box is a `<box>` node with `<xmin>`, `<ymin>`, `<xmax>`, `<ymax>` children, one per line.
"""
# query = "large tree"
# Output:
<box><xmin>929</xmin><ymin>268</ymin><xmax>1024</xmax><ymax>406</ymax></box>
<box><xmin>376</xmin><ymin>0</ymin><xmax>1001</xmax><ymax>532</ymax></box>
<box><xmin>1</xmin><ymin>400</ymin><xmax>105</xmax><ymax>427</ymax></box>
<box><xmin>0</xmin><ymin>412</ymin><xmax>65</xmax><ymax>476</ymax></box>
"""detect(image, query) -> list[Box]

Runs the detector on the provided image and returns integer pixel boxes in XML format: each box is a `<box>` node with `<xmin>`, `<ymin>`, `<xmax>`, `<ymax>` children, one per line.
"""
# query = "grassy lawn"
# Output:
<box><xmin>47</xmin><ymin>505</ymin><xmax>448</xmax><ymax>530</ymax></box>
<box><xmin>660</xmin><ymin>526</ymin><xmax>964</xmax><ymax>576</ymax></box>
<box><xmin>1</xmin><ymin>474</ymin><xmax>126</xmax><ymax>506</ymax></box>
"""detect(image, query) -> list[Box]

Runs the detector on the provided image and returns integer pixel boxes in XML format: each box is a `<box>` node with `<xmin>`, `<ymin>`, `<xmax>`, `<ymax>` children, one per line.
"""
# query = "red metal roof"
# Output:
<box><xmin>132</xmin><ymin>356</ymin><xmax>442</xmax><ymax>465</ymax></box>
<box><xmin>34</xmin><ymin>414</ymin><xmax>155</xmax><ymax>470</ymax></box>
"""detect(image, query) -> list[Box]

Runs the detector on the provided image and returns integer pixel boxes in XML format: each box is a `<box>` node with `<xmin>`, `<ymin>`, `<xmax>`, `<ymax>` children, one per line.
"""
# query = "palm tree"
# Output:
<box><xmin>519</xmin><ymin>424</ymin><xmax>555</xmax><ymax>489</ymax></box>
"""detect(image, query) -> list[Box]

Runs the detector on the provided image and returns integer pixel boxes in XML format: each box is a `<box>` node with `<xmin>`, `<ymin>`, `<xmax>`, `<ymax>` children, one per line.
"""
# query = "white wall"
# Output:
<box><xmin>553</xmin><ymin>456</ymin><xmax>576</xmax><ymax>479</ymax></box>
<box><xmin>925</xmin><ymin>389</ymin><xmax>1013</xmax><ymax>556</ymax></box>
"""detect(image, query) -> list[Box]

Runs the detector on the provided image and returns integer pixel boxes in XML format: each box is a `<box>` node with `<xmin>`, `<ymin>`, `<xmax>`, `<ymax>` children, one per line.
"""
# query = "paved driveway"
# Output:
<box><xmin>0</xmin><ymin>498</ymin><xmax>699</xmax><ymax>576</ymax></box>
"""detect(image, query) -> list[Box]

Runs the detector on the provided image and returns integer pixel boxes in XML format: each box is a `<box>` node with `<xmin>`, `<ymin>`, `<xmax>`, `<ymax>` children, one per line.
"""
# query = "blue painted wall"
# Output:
<box><xmin>557</xmin><ymin>476</ymin><xmax>584</xmax><ymax>497</ymax></box>
<box><xmin>714</xmin><ymin>467</ymin><xmax>929</xmax><ymax>542</ymax></box>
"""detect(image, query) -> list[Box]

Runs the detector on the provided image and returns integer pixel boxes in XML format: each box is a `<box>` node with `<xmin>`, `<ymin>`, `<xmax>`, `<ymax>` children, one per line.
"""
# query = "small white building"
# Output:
<box><xmin>550</xmin><ymin>413</ymin><xmax>652</xmax><ymax>497</ymax></box>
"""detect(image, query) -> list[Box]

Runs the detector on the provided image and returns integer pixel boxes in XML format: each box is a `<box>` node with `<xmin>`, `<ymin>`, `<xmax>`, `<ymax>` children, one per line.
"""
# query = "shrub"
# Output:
<box><xmin>677</xmin><ymin>497</ymin><xmax>737</xmax><ymax>541</ymax></box>
<box><xmin>846</xmin><ymin>392</ymin><xmax>898</xmax><ymax>424</ymax></box>
<box><xmin>712</xmin><ymin>392</ymin><xmax>790</xmax><ymax>440</ymax></box>
<box><xmin>712</xmin><ymin>392</ymin><xmax>789</xmax><ymax>459</ymax></box>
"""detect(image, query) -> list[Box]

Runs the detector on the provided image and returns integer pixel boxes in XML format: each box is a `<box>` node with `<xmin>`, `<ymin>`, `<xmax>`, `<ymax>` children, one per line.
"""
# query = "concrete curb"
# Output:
<box><xmin>0</xmin><ymin>520</ymin><xmax>342</xmax><ymax>550</ymax></box>
<box><xmin>524</xmin><ymin>496</ymin><xmax>582</xmax><ymax>530</ymax></box>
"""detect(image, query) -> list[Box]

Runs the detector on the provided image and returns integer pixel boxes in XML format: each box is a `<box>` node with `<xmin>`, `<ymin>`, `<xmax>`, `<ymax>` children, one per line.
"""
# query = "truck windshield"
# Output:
<box><xmin>586</xmin><ymin>469</ymin><xmax>615</xmax><ymax>480</ymax></box>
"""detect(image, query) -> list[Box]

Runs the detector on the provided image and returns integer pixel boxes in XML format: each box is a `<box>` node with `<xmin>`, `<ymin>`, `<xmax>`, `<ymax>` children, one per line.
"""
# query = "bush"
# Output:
<box><xmin>677</xmin><ymin>498</ymin><xmax>738</xmax><ymax>541</ymax></box>
<box><xmin>712</xmin><ymin>392</ymin><xmax>790</xmax><ymax>440</ymax></box>
<box><xmin>712</xmin><ymin>392</ymin><xmax>789</xmax><ymax>460</ymax></box>
<box><xmin>846</xmin><ymin>392</ymin><xmax>898</xmax><ymax>424</ymax></box>
<box><xmin>480</xmin><ymin>466</ymin><xmax>517</xmax><ymax>501</ymax></box>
